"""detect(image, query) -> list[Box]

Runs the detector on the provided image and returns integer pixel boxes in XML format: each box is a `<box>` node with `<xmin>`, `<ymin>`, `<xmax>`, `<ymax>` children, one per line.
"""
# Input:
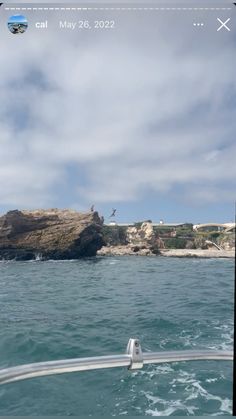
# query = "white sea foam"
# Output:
<box><xmin>146</xmin><ymin>406</ymin><xmax>176</xmax><ymax>416</ymax></box>
<box><xmin>179</xmin><ymin>329</ymin><xmax>202</xmax><ymax>348</ymax></box>
<box><xmin>144</xmin><ymin>393</ymin><xmax>198</xmax><ymax>416</ymax></box>
<box><xmin>206</xmin><ymin>378</ymin><xmax>218</xmax><ymax>383</ymax></box>
<box><xmin>109</xmin><ymin>259</ymin><xmax>120</xmax><ymax>265</ymax></box>
<box><xmin>207</xmin><ymin>326</ymin><xmax>233</xmax><ymax>351</ymax></box>
<box><xmin>136</xmin><ymin>364</ymin><xmax>174</xmax><ymax>378</ymax></box>
<box><xmin>185</xmin><ymin>381</ymin><xmax>232</xmax><ymax>414</ymax></box>
<box><xmin>140</xmin><ymin>364</ymin><xmax>232</xmax><ymax>416</ymax></box>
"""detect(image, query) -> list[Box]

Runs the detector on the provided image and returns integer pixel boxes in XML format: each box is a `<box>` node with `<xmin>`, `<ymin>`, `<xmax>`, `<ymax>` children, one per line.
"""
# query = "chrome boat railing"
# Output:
<box><xmin>0</xmin><ymin>339</ymin><xmax>233</xmax><ymax>385</ymax></box>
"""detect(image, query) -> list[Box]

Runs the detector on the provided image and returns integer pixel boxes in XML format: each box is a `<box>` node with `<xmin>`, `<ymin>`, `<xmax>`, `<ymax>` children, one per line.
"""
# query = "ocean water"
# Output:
<box><xmin>0</xmin><ymin>256</ymin><xmax>234</xmax><ymax>416</ymax></box>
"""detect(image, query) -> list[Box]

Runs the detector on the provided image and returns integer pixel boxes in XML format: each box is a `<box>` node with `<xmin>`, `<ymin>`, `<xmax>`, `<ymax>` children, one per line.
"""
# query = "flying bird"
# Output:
<box><xmin>109</xmin><ymin>208</ymin><xmax>117</xmax><ymax>218</ymax></box>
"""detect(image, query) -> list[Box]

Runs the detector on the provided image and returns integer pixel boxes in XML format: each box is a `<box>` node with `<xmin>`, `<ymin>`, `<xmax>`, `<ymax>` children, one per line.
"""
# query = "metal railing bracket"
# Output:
<box><xmin>126</xmin><ymin>338</ymin><xmax>143</xmax><ymax>370</ymax></box>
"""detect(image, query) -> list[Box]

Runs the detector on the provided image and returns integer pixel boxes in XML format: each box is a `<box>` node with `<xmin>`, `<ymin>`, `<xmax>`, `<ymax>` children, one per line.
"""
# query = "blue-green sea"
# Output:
<box><xmin>0</xmin><ymin>257</ymin><xmax>234</xmax><ymax>416</ymax></box>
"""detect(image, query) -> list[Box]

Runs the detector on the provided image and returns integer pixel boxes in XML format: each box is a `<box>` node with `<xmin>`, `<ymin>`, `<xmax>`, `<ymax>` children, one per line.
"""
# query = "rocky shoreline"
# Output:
<box><xmin>0</xmin><ymin>210</ymin><xmax>235</xmax><ymax>260</ymax></box>
<box><xmin>97</xmin><ymin>246</ymin><xmax>235</xmax><ymax>258</ymax></box>
<box><xmin>99</xmin><ymin>220</ymin><xmax>235</xmax><ymax>258</ymax></box>
<box><xmin>160</xmin><ymin>249</ymin><xmax>235</xmax><ymax>258</ymax></box>
<box><xmin>97</xmin><ymin>245</ymin><xmax>156</xmax><ymax>257</ymax></box>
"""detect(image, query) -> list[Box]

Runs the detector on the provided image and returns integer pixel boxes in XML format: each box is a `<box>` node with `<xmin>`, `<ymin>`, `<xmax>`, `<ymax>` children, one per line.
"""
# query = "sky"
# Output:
<box><xmin>0</xmin><ymin>4</ymin><xmax>235</xmax><ymax>223</ymax></box>
<box><xmin>8</xmin><ymin>14</ymin><xmax>28</xmax><ymax>23</ymax></box>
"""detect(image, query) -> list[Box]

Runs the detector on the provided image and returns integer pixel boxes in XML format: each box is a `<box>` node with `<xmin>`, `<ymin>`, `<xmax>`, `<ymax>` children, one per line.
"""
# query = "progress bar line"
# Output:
<box><xmin>4</xmin><ymin>7</ymin><xmax>232</xmax><ymax>11</ymax></box>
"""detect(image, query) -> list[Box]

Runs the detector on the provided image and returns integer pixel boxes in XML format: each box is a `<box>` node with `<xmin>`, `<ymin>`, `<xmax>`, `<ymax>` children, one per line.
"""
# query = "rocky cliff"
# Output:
<box><xmin>0</xmin><ymin>209</ymin><xmax>104</xmax><ymax>260</ymax></box>
<box><xmin>98</xmin><ymin>222</ymin><xmax>165</xmax><ymax>256</ymax></box>
<box><xmin>100</xmin><ymin>223</ymin><xmax>235</xmax><ymax>256</ymax></box>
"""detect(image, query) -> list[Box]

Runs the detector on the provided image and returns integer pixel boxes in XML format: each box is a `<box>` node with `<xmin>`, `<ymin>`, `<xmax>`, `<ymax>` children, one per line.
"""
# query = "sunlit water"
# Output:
<box><xmin>0</xmin><ymin>256</ymin><xmax>234</xmax><ymax>416</ymax></box>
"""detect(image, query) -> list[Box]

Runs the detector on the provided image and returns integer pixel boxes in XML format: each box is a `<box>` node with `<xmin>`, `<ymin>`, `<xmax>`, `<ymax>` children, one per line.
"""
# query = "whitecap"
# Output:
<box><xmin>186</xmin><ymin>381</ymin><xmax>232</xmax><ymax>414</ymax></box>
<box><xmin>144</xmin><ymin>393</ymin><xmax>198</xmax><ymax>416</ymax></box>
<box><xmin>206</xmin><ymin>378</ymin><xmax>218</xmax><ymax>383</ymax></box>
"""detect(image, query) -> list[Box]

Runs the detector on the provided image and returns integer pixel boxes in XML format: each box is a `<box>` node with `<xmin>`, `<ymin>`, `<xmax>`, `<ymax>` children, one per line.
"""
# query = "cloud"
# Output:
<box><xmin>0</xmin><ymin>11</ymin><xmax>235</xmax><ymax>210</ymax></box>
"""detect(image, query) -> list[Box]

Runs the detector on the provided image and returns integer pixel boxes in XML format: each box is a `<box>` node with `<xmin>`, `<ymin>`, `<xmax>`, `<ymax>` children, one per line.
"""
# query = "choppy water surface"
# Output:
<box><xmin>0</xmin><ymin>257</ymin><xmax>234</xmax><ymax>415</ymax></box>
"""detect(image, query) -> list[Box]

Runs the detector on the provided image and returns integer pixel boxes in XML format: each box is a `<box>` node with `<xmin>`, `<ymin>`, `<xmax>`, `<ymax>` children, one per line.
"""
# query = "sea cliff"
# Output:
<box><xmin>0</xmin><ymin>209</ymin><xmax>104</xmax><ymax>260</ymax></box>
<box><xmin>0</xmin><ymin>211</ymin><xmax>234</xmax><ymax>260</ymax></box>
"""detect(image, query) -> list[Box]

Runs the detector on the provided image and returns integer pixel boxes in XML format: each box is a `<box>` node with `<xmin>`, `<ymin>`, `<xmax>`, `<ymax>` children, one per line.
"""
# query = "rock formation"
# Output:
<box><xmin>98</xmin><ymin>222</ymin><xmax>164</xmax><ymax>256</ymax></box>
<box><xmin>0</xmin><ymin>209</ymin><xmax>104</xmax><ymax>260</ymax></box>
<box><xmin>126</xmin><ymin>222</ymin><xmax>162</xmax><ymax>254</ymax></box>
<box><xmin>218</xmin><ymin>232</ymin><xmax>235</xmax><ymax>251</ymax></box>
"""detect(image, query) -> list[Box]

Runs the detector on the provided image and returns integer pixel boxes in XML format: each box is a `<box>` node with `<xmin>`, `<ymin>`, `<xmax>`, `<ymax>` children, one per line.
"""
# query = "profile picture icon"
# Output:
<box><xmin>8</xmin><ymin>15</ymin><xmax>28</xmax><ymax>34</ymax></box>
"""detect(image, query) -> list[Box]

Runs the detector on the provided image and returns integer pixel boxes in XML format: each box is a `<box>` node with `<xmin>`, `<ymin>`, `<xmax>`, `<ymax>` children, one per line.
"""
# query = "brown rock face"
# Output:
<box><xmin>99</xmin><ymin>222</ymin><xmax>164</xmax><ymax>256</ymax></box>
<box><xmin>126</xmin><ymin>222</ymin><xmax>161</xmax><ymax>254</ymax></box>
<box><xmin>0</xmin><ymin>209</ymin><xmax>104</xmax><ymax>260</ymax></box>
<box><xmin>97</xmin><ymin>245</ymin><xmax>155</xmax><ymax>256</ymax></box>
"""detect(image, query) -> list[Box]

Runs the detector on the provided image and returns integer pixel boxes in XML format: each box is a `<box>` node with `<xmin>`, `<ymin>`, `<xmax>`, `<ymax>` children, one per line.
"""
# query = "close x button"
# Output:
<box><xmin>217</xmin><ymin>18</ymin><xmax>231</xmax><ymax>31</ymax></box>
